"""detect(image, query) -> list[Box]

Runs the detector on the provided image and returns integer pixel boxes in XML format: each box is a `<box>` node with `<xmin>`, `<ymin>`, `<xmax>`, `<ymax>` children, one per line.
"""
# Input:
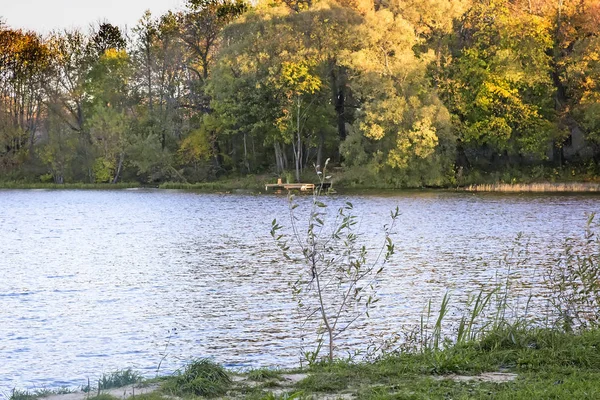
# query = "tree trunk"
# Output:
<box><xmin>274</xmin><ymin>142</ymin><xmax>283</xmax><ymax>173</ymax></box>
<box><xmin>243</xmin><ymin>132</ymin><xmax>250</xmax><ymax>173</ymax></box>
<box><xmin>282</xmin><ymin>143</ymin><xmax>289</xmax><ymax>170</ymax></box>
<box><xmin>112</xmin><ymin>153</ymin><xmax>124</xmax><ymax>184</ymax></box>
<box><xmin>316</xmin><ymin>130</ymin><xmax>325</xmax><ymax>169</ymax></box>
<box><xmin>551</xmin><ymin>0</ymin><xmax>567</xmax><ymax>166</ymax></box>
<box><xmin>295</xmin><ymin>95</ymin><xmax>302</xmax><ymax>182</ymax></box>
<box><xmin>211</xmin><ymin>134</ymin><xmax>223</xmax><ymax>174</ymax></box>
<box><xmin>330</xmin><ymin>63</ymin><xmax>347</xmax><ymax>144</ymax></box>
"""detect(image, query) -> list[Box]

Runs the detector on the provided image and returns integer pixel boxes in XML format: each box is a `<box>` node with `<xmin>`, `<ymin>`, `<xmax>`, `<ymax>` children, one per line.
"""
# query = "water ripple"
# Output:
<box><xmin>0</xmin><ymin>190</ymin><xmax>599</xmax><ymax>393</ymax></box>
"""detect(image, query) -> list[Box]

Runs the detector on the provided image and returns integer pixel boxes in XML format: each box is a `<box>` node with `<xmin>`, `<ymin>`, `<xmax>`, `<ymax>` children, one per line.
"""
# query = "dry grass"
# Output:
<box><xmin>463</xmin><ymin>182</ymin><xmax>600</xmax><ymax>193</ymax></box>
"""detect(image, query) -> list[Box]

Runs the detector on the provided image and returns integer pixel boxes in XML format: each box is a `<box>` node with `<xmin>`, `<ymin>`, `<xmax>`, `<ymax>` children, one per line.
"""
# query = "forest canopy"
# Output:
<box><xmin>1</xmin><ymin>0</ymin><xmax>599</xmax><ymax>187</ymax></box>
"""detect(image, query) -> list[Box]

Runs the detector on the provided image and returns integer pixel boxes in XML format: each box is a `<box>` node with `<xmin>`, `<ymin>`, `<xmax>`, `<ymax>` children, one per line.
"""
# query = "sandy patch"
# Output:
<box><xmin>42</xmin><ymin>384</ymin><xmax>161</xmax><ymax>400</ymax></box>
<box><xmin>436</xmin><ymin>372</ymin><xmax>518</xmax><ymax>383</ymax></box>
<box><xmin>280</xmin><ymin>373</ymin><xmax>309</xmax><ymax>385</ymax></box>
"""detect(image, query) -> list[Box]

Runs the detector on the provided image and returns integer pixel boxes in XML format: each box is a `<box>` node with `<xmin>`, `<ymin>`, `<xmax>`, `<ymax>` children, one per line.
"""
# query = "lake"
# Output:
<box><xmin>1</xmin><ymin>189</ymin><xmax>600</xmax><ymax>394</ymax></box>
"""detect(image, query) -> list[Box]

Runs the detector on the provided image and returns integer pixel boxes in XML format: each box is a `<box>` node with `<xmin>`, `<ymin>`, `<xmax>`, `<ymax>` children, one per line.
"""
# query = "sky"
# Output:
<box><xmin>0</xmin><ymin>0</ymin><xmax>185</xmax><ymax>33</ymax></box>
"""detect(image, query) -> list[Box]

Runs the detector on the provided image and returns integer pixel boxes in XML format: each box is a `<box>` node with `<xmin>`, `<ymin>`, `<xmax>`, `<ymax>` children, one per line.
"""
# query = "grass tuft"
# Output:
<box><xmin>10</xmin><ymin>387</ymin><xmax>76</xmax><ymax>400</ymax></box>
<box><xmin>97</xmin><ymin>369</ymin><xmax>142</xmax><ymax>390</ymax></box>
<box><xmin>162</xmin><ymin>358</ymin><xmax>231</xmax><ymax>398</ymax></box>
<box><xmin>247</xmin><ymin>368</ymin><xmax>282</xmax><ymax>382</ymax></box>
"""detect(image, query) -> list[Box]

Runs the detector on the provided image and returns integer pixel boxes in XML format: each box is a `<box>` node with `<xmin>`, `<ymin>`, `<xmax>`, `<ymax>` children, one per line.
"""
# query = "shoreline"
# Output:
<box><xmin>2</xmin><ymin>181</ymin><xmax>600</xmax><ymax>194</ymax></box>
<box><xmin>10</xmin><ymin>327</ymin><xmax>600</xmax><ymax>400</ymax></box>
<box><xmin>461</xmin><ymin>182</ymin><xmax>600</xmax><ymax>193</ymax></box>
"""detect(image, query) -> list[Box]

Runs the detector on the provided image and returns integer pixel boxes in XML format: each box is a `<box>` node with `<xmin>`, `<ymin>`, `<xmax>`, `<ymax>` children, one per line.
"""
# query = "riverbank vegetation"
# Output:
<box><xmin>12</xmin><ymin>318</ymin><xmax>600</xmax><ymax>399</ymax></box>
<box><xmin>1</xmin><ymin>0</ymin><xmax>600</xmax><ymax>188</ymax></box>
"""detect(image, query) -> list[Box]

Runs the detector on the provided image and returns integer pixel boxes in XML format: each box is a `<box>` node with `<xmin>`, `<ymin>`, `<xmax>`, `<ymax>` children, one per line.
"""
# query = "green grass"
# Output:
<box><xmin>9</xmin><ymin>387</ymin><xmax>76</xmax><ymax>400</ymax></box>
<box><xmin>285</xmin><ymin>327</ymin><xmax>600</xmax><ymax>399</ymax></box>
<box><xmin>11</xmin><ymin>330</ymin><xmax>600</xmax><ymax>400</ymax></box>
<box><xmin>160</xmin><ymin>175</ymin><xmax>269</xmax><ymax>192</ymax></box>
<box><xmin>97</xmin><ymin>368</ymin><xmax>142</xmax><ymax>390</ymax></box>
<box><xmin>117</xmin><ymin>393</ymin><xmax>164</xmax><ymax>400</ymax></box>
<box><xmin>84</xmin><ymin>395</ymin><xmax>120</xmax><ymax>400</ymax></box>
<box><xmin>161</xmin><ymin>358</ymin><xmax>232</xmax><ymax>398</ymax></box>
<box><xmin>352</xmin><ymin>371</ymin><xmax>600</xmax><ymax>399</ymax></box>
<box><xmin>0</xmin><ymin>182</ymin><xmax>141</xmax><ymax>189</ymax></box>
<box><xmin>247</xmin><ymin>368</ymin><xmax>283</xmax><ymax>382</ymax></box>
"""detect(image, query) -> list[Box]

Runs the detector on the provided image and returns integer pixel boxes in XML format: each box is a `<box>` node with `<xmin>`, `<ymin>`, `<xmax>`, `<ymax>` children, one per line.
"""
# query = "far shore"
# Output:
<box><xmin>461</xmin><ymin>182</ymin><xmax>600</xmax><ymax>193</ymax></box>
<box><xmin>3</xmin><ymin>180</ymin><xmax>600</xmax><ymax>194</ymax></box>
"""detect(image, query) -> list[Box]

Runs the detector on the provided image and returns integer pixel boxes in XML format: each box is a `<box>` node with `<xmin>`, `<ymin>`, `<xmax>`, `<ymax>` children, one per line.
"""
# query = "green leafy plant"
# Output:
<box><xmin>414</xmin><ymin>234</ymin><xmax>537</xmax><ymax>354</ymax></box>
<box><xmin>271</xmin><ymin>159</ymin><xmax>399</xmax><ymax>363</ymax></box>
<box><xmin>545</xmin><ymin>213</ymin><xmax>600</xmax><ymax>332</ymax></box>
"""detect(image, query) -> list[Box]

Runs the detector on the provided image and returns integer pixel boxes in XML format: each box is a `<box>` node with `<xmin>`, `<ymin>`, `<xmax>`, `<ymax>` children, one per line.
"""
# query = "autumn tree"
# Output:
<box><xmin>211</xmin><ymin>1</ymin><xmax>362</xmax><ymax>176</ymax></box>
<box><xmin>0</xmin><ymin>27</ymin><xmax>51</xmax><ymax>170</ymax></box>
<box><xmin>552</xmin><ymin>0</ymin><xmax>600</xmax><ymax>159</ymax></box>
<box><xmin>439</xmin><ymin>0</ymin><xmax>557</xmax><ymax>168</ymax></box>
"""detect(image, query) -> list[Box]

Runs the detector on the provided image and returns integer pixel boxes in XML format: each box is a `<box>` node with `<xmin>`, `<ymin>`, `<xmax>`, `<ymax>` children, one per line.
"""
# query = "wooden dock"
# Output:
<box><xmin>265</xmin><ymin>180</ymin><xmax>331</xmax><ymax>192</ymax></box>
<box><xmin>265</xmin><ymin>182</ymin><xmax>315</xmax><ymax>191</ymax></box>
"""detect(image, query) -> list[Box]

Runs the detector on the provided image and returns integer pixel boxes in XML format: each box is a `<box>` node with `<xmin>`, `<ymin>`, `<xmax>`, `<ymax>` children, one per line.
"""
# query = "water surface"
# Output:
<box><xmin>1</xmin><ymin>189</ymin><xmax>599</xmax><ymax>394</ymax></box>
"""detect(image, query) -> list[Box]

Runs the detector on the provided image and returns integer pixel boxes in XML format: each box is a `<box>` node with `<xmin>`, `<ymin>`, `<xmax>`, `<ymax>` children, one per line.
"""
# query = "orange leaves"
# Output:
<box><xmin>0</xmin><ymin>28</ymin><xmax>50</xmax><ymax>74</ymax></box>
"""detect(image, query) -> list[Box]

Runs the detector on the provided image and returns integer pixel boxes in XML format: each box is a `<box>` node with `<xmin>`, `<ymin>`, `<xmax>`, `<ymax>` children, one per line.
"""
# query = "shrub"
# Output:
<box><xmin>271</xmin><ymin>159</ymin><xmax>398</xmax><ymax>363</ymax></box>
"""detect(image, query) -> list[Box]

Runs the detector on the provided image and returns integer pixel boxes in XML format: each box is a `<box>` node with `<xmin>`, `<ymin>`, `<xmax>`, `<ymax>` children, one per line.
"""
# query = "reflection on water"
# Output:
<box><xmin>1</xmin><ymin>189</ymin><xmax>599</xmax><ymax>393</ymax></box>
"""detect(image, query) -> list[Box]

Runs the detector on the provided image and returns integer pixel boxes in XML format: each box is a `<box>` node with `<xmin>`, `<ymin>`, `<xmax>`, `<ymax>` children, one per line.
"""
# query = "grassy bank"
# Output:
<box><xmin>5</xmin><ymin>166</ymin><xmax>600</xmax><ymax>193</ymax></box>
<box><xmin>11</xmin><ymin>327</ymin><xmax>600</xmax><ymax>400</ymax></box>
<box><xmin>5</xmin><ymin>180</ymin><xmax>600</xmax><ymax>194</ymax></box>
<box><xmin>0</xmin><ymin>182</ymin><xmax>141</xmax><ymax>190</ymax></box>
<box><xmin>159</xmin><ymin>175</ymin><xmax>269</xmax><ymax>192</ymax></box>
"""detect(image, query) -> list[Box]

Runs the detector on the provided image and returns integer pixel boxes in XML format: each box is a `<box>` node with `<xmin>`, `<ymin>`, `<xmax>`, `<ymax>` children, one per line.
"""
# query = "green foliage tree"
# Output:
<box><xmin>89</xmin><ymin>22</ymin><xmax>126</xmax><ymax>58</ymax></box>
<box><xmin>556</xmin><ymin>0</ymin><xmax>600</xmax><ymax>158</ymax></box>
<box><xmin>211</xmin><ymin>1</ymin><xmax>361</xmax><ymax>177</ymax></box>
<box><xmin>38</xmin><ymin>106</ymin><xmax>78</xmax><ymax>183</ymax></box>
<box><xmin>440</xmin><ymin>0</ymin><xmax>557</xmax><ymax>166</ymax></box>
<box><xmin>339</xmin><ymin>7</ymin><xmax>455</xmax><ymax>186</ymax></box>
<box><xmin>1</xmin><ymin>0</ymin><xmax>600</xmax><ymax>185</ymax></box>
<box><xmin>85</xmin><ymin>49</ymin><xmax>132</xmax><ymax>183</ymax></box>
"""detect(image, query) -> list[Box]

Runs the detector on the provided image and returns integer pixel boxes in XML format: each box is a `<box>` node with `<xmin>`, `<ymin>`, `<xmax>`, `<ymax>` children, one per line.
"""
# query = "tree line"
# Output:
<box><xmin>1</xmin><ymin>0</ymin><xmax>599</xmax><ymax>186</ymax></box>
